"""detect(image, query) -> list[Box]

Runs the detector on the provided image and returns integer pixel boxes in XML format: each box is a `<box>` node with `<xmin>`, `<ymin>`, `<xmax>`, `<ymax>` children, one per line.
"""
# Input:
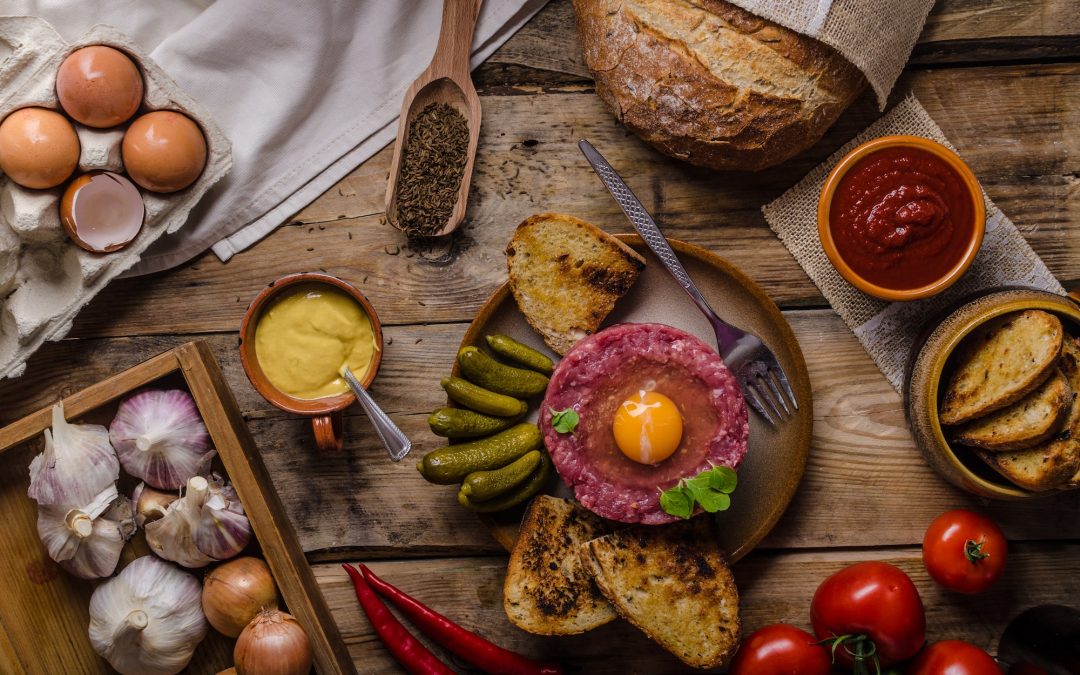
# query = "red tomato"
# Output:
<box><xmin>923</xmin><ymin>509</ymin><xmax>1007</xmax><ymax>594</ymax></box>
<box><xmin>911</xmin><ymin>640</ymin><xmax>1002</xmax><ymax>674</ymax></box>
<box><xmin>729</xmin><ymin>624</ymin><xmax>831</xmax><ymax>675</ymax></box>
<box><xmin>810</xmin><ymin>561</ymin><xmax>925</xmax><ymax>672</ymax></box>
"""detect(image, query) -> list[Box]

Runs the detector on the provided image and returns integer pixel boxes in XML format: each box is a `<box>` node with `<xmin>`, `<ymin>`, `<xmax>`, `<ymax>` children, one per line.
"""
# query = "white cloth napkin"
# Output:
<box><xmin>10</xmin><ymin>0</ymin><xmax>547</xmax><ymax>274</ymax></box>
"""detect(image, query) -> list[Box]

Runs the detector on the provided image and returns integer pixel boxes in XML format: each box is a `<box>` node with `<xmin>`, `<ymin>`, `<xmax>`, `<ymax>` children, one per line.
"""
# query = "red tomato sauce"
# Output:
<box><xmin>829</xmin><ymin>146</ymin><xmax>976</xmax><ymax>290</ymax></box>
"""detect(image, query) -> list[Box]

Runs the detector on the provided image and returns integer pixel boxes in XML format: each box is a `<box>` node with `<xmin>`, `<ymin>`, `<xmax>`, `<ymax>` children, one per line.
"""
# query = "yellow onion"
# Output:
<box><xmin>234</xmin><ymin>609</ymin><xmax>313</xmax><ymax>675</ymax></box>
<box><xmin>203</xmin><ymin>557</ymin><xmax>278</xmax><ymax>638</ymax></box>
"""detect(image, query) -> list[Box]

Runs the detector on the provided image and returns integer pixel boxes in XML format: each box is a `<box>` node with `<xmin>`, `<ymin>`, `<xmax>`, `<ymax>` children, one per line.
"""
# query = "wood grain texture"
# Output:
<box><xmin>474</xmin><ymin>0</ymin><xmax>1080</xmax><ymax>87</ymax></box>
<box><xmin>7</xmin><ymin>311</ymin><xmax>1078</xmax><ymax>558</ymax></box>
<box><xmin>0</xmin><ymin>345</ymin><xmax>354</xmax><ymax>675</ymax></box>
<box><xmin>319</xmin><ymin>544</ymin><xmax>1080</xmax><ymax>673</ymax></box>
<box><xmin>61</xmin><ymin>62</ymin><xmax>1079</xmax><ymax>340</ymax></box>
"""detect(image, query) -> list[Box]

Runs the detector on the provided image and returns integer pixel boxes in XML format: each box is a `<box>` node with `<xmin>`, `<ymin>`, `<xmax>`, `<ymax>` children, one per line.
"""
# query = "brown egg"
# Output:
<box><xmin>122</xmin><ymin>111</ymin><xmax>207</xmax><ymax>193</ymax></box>
<box><xmin>60</xmin><ymin>171</ymin><xmax>144</xmax><ymax>253</ymax></box>
<box><xmin>56</xmin><ymin>45</ymin><xmax>144</xmax><ymax>128</ymax></box>
<box><xmin>0</xmin><ymin>107</ymin><xmax>80</xmax><ymax>189</ymax></box>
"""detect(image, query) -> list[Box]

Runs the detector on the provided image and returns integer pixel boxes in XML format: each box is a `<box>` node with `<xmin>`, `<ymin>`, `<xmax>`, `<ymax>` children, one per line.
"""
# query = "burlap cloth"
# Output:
<box><xmin>762</xmin><ymin>95</ymin><xmax>1065</xmax><ymax>393</ymax></box>
<box><xmin>728</xmin><ymin>0</ymin><xmax>935</xmax><ymax>107</ymax></box>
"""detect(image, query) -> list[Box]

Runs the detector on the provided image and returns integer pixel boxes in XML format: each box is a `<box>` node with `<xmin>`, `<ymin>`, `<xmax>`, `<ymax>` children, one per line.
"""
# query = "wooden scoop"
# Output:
<box><xmin>384</xmin><ymin>0</ymin><xmax>483</xmax><ymax>237</ymax></box>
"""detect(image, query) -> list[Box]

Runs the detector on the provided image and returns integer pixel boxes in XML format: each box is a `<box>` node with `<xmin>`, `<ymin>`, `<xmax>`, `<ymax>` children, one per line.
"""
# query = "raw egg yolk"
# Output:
<box><xmin>612</xmin><ymin>390</ymin><xmax>683</xmax><ymax>465</ymax></box>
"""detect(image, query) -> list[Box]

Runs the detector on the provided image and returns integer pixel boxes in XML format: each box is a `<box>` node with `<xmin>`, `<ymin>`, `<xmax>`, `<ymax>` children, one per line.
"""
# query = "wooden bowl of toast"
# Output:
<box><xmin>906</xmin><ymin>288</ymin><xmax>1080</xmax><ymax>500</ymax></box>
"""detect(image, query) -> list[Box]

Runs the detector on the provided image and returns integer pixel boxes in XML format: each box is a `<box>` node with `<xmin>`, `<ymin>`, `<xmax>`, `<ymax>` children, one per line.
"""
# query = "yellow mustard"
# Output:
<box><xmin>254</xmin><ymin>284</ymin><xmax>378</xmax><ymax>400</ymax></box>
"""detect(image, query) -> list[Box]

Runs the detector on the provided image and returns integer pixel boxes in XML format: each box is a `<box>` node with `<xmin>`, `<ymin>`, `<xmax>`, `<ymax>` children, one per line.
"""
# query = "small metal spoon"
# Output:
<box><xmin>341</xmin><ymin>366</ymin><xmax>411</xmax><ymax>462</ymax></box>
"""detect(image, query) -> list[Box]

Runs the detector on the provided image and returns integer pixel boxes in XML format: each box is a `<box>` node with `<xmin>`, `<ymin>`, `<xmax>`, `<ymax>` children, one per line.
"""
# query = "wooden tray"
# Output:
<box><xmin>459</xmin><ymin>236</ymin><xmax>814</xmax><ymax>563</ymax></box>
<box><xmin>0</xmin><ymin>341</ymin><xmax>355</xmax><ymax>674</ymax></box>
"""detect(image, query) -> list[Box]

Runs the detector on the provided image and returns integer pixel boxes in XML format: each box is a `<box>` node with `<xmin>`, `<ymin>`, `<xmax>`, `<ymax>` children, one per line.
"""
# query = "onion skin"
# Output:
<box><xmin>203</xmin><ymin>557</ymin><xmax>278</xmax><ymax>638</ymax></box>
<box><xmin>234</xmin><ymin>609</ymin><xmax>313</xmax><ymax>675</ymax></box>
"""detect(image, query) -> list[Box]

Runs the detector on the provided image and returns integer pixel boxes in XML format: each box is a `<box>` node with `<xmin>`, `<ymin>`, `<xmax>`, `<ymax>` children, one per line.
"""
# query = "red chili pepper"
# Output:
<box><xmin>359</xmin><ymin>564</ymin><xmax>563</xmax><ymax>675</ymax></box>
<box><xmin>341</xmin><ymin>564</ymin><xmax>456</xmax><ymax>675</ymax></box>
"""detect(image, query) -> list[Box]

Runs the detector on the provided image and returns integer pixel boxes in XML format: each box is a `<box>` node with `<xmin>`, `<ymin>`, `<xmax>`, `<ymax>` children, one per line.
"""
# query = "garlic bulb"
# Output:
<box><xmin>39</xmin><ymin>494</ymin><xmax>137</xmax><ymax>579</ymax></box>
<box><xmin>109</xmin><ymin>389</ymin><xmax>213</xmax><ymax>490</ymax></box>
<box><xmin>145</xmin><ymin>473</ymin><xmax>251</xmax><ymax>568</ymax></box>
<box><xmin>89</xmin><ymin>555</ymin><xmax>208</xmax><ymax>675</ymax></box>
<box><xmin>28</xmin><ymin>402</ymin><xmax>119</xmax><ymax>508</ymax></box>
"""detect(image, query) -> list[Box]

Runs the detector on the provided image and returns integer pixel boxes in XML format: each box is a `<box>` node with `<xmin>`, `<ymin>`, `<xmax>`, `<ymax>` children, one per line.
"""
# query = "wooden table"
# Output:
<box><xmin>3</xmin><ymin>1</ymin><xmax>1079</xmax><ymax>671</ymax></box>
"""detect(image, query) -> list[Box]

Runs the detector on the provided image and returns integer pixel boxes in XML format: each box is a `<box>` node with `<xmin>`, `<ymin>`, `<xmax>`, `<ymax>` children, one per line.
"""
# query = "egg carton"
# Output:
<box><xmin>0</xmin><ymin>16</ymin><xmax>231</xmax><ymax>379</ymax></box>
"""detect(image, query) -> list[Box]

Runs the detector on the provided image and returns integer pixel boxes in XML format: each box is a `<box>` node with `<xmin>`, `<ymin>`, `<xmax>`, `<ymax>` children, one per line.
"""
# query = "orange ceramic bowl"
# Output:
<box><xmin>818</xmin><ymin>135</ymin><xmax>985</xmax><ymax>302</ymax></box>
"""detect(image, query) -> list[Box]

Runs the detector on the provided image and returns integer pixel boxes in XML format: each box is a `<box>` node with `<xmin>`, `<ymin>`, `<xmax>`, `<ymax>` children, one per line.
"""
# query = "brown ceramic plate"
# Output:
<box><xmin>457</xmin><ymin>236</ymin><xmax>813</xmax><ymax>563</ymax></box>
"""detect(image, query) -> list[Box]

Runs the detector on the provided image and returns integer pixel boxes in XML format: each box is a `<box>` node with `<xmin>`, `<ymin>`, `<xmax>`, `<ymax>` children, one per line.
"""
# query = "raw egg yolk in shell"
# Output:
<box><xmin>612</xmin><ymin>390</ymin><xmax>683</xmax><ymax>464</ymax></box>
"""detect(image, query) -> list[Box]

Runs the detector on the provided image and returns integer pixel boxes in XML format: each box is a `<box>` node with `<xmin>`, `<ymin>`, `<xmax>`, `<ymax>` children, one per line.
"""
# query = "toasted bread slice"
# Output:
<box><xmin>506</xmin><ymin>213</ymin><xmax>645</xmax><ymax>355</ymax></box>
<box><xmin>583</xmin><ymin>517</ymin><xmax>740</xmax><ymax>669</ymax></box>
<box><xmin>952</xmin><ymin>369</ymin><xmax>1072</xmax><ymax>451</ymax></box>
<box><xmin>978</xmin><ymin>336</ymin><xmax>1080</xmax><ymax>491</ymax></box>
<box><xmin>940</xmin><ymin>310</ymin><xmax>1063</xmax><ymax>425</ymax></box>
<box><xmin>503</xmin><ymin>496</ymin><xmax>616</xmax><ymax>635</ymax></box>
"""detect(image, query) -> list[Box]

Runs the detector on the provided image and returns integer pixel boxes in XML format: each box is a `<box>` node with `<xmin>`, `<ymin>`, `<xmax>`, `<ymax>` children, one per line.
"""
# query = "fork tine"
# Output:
<box><xmin>763</xmin><ymin>369</ymin><xmax>791</xmax><ymax>417</ymax></box>
<box><xmin>773</xmin><ymin>365</ymin><xmax>799</xmax><ymax>411</ymax></box>
<box><xmin>742</xmin><ymin>381</ymin><xmax>776</xmax><ymax>426</ymax></box>
<box><xmin>753</xmin><ymin>380</ymin><xmax>785</xmax><ymax>423</ymax></box>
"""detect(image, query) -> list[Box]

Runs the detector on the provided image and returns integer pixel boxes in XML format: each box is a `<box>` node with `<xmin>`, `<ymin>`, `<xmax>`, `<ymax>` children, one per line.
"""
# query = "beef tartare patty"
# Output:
<box><xmin>541</xmin><ymin>323</ymin><xmax>749</xmax><ymax>524</ymax></box>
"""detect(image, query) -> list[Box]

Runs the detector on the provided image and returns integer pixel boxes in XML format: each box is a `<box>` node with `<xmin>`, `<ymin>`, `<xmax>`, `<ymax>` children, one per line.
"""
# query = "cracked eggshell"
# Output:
<box><xmin>60</xmin><ymin>171</ymin><xmax>144</xmax><ymax>253</ymax></box>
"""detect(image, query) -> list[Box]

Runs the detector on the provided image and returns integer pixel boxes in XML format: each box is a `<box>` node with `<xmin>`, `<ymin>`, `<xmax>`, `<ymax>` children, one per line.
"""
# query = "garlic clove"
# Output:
<box><xmin>89</xmin><ymin>555</ymin><xmax>207</xmax><ymax>675</ymax></box>
<box><xmin>131</xmin><ymin>481</ymin><xmax>178</xmax><ymax>527</ymax></box>
<box><xmin>144</xmin><ymin>474</ymin><xmax>251</xmax><ymax>567</ymax></box>
<box><xmin>36</xmin><ymin>483</ymin><xmax>119</xmax><ymax>563</ymax></box>
<box><xmin>195</xmin><ymin>503</ymin><xmax>252</xmax><ymax>561</ymax></box>
<box><xmin>39</xmin><ymin>493</ymin><xmax>135</xmax><ymax>579</ymax></box>
<box><xmin>109</xmin><ymin>389</ymin><xmax>213</xmax><ymax>490</ymax></box>
<box><xmin>28</xmin><ymin>402</ymin><xmax>119</xmax><ymax>508</ymax></box>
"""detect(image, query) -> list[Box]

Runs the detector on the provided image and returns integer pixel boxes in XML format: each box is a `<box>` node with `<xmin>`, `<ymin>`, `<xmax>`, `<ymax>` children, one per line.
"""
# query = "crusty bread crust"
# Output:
<box><xmin>583</xmin><ymin>517</ymin><xmax>741</xmax><ymax>669</ymax></box>
<box><xmin>952</xmin><ymin>369</ymin><xmax>1071</xmax><ymax>452</ymax></box>
<box><xmin>572</xmin><ymin>0</ymin><xmax>865</xmax><ymax>171</ymax></box>
<box><xmin>979</xmin><ymin>336</ymin><xmax>1080</xmax><ymax>491</ymax></box>
<box><xmin>503</xmin><ymin>496</ymin><xmax>616</xmax><ymax>635</ymax></box>
<box><xmin>506</xmin><ymin>213</ymin><xmax>645</xmax><ymax>356</ymax></box>
<box><xmin>940</xmin><ymin>310</ymin><xmax>1064</xmax><ymax>425</ymax></box>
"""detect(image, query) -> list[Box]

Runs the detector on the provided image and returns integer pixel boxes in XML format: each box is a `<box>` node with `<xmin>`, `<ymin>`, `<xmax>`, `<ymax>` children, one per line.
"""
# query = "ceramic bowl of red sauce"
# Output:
<box><xmin>818</xmin><ymin>135</ymin><xmax>985</xmax><ymax>301</ymax></box>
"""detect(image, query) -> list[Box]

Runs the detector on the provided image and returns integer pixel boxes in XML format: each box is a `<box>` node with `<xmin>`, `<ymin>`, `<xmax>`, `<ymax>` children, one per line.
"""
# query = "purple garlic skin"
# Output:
<box><xmin>110</xmin><ymin>389</ymin><xmax>212</xmax><ymax>490</ymax></box>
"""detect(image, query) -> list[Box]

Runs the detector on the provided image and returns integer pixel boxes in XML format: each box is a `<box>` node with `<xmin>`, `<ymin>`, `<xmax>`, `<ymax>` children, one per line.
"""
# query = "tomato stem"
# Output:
<box><xmin>965</xmin><ymin>538</ymin><xmax>989</xmax><ymax>563</ymax></box>
<box><xmin>817</xmin><ymin>634</ymin><xmax>882</xmax><ymax>675</ymax></box>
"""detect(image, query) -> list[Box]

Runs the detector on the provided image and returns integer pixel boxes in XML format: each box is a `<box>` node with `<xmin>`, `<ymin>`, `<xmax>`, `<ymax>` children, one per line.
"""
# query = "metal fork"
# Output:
<box><xmin>578</xmin><ymin>139</ymin><xmax>798</xmax><ymax>425</ymax></box>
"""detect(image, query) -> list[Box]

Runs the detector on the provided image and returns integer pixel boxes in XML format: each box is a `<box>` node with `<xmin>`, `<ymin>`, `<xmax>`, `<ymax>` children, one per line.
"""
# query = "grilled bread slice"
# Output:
<box><xmin>940</xmin><ymin>310</ymin><xmax>1063</xmax><ymax>425</ymax></box>
<box><xmin>503</xmin><ymin>495</ymin><xmax>616</xmax><ymax>635</ymax></box>
<box><xmin>506</xmin><ymin>213</ymin><xmax>645</xmax><ymax>355</ymax></box>
<box><xmin>582</xmin><ymin>517</ymin><xmax>740</xmax><ymax>669</ymax></box>
<box><xmin>978</xmin><ymin>336</ymin><xmax>1080</xmax><ymax>491</ymax></box>
<box><xmin>952</xmin><ymin>369</ymin><xmax>1072</xmax><ymax>452</ymax></box>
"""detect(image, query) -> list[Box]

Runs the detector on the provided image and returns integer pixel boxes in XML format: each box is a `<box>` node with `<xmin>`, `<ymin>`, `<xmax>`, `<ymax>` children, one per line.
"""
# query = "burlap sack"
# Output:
<box><xmin>762</xmin><ymin>95</ymin><xmax>1064</xmax><ymax>392</ymax></box>
<box><xmin>727</xmin><ymin>0</ymin><xmax>936</xmax><ymax>107</ymax></box>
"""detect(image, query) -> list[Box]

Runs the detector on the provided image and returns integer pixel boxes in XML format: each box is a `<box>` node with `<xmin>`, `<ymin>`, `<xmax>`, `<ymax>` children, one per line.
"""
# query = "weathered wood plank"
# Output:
<box><xmin>475</xmin><ymin>0</ymin><xmax>1080</xmax><ymax>88</ymax></box>
<box><xmin>8</xmin><ymin>309</ymin><xmax>1078</xmax><ymax>556</ymax></box>
<box><xmin>64</xmin><ymin>62</ymin><xmax>1080</xmax><ymax>339</ymax></box>
<box><xmin>317</xmin><ymin>544</ymin><xmax>1080</xmax><ymax>673</ymax></box>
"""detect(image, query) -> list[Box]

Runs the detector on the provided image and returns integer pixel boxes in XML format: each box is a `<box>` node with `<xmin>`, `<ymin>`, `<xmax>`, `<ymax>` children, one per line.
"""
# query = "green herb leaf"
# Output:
<box><xmin>684</xmin><ymin>474</ymin><xmax>713</xmax><ymax>502</ymax></box>
<box><xmin>695</xmin><ymin>489</ymin><xmax>731</xmax><ymax>513</ymax></box>
<box><xmin>659</xmin><ymin>486</ymin><xmax>693</xmax><ymax>519</ymax></box>
<box><xmin>708</xmin><ymin>465</ymin><xmax>738</xmax><ymax>493</ymax></box>
<box><xmin>549</xmin><ymin>408</ymin><xmax>579</xmax><ymax>434</ymax></box>
<box><xmin>659</xmin><ymin>466</ymin><xmax>737</xmax><ymax>518</ymax></box>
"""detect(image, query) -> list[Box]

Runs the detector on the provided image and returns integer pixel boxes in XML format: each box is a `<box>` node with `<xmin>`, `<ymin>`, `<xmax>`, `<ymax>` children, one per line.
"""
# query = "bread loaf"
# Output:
<box><xmin>572</xmin><ymin>0</ymin><xmax>866</xmax><ymax>171</ymax></box>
